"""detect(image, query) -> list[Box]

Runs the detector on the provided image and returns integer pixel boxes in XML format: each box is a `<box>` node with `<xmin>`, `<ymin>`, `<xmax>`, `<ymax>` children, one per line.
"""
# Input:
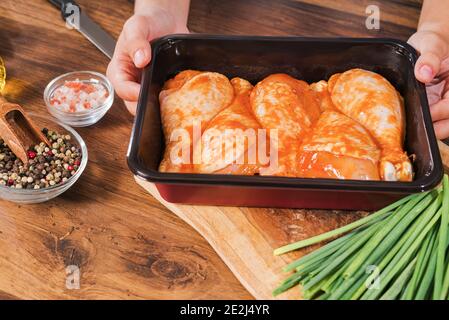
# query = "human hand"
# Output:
<box><xmin>408</xmin><ymin>30</ymin><xmax>449</xmax><ymax>139</ymax></box>
<box><xmin>107</xmin><ymin>9</ymin><xmax>189</xmax><ymax>115</ymax></box>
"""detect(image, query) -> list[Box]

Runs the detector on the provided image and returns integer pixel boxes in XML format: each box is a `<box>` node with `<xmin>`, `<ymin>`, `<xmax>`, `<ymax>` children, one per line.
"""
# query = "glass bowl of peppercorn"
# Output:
<box><xmin>0</xmin><ymin>113</ymin><xmax>87</xmax><ymax>203</ymax></box>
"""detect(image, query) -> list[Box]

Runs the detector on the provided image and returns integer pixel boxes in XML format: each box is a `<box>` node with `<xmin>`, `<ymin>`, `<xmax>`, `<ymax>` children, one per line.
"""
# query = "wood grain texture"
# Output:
<box><xmin>135</xmin><ymin>178</ymin><xmax>369</xmax><ymax>300</ymax></box>
<box><xmin>0</xmin><ymin>0</ymin><xmax>425</xmax><ymax>300</ymax></box>
<box><xmin>189</xmin><ymin>0</ymin><xmax>421</xmax><ymax>38</ymax></box>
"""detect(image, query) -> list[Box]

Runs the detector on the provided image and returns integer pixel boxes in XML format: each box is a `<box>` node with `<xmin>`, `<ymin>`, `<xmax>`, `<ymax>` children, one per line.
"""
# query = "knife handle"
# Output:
<box><xmin>47</xmin><ymin>0</ymin><xmax>80</xmax><ymax>20</ymax></box>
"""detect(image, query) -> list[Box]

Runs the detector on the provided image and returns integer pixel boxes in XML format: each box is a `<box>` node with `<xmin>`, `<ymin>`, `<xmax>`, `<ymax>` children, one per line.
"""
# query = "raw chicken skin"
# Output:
<box><xmin>161</xmin><ymin>70</ymin><xmax>203</xmax><ymax>93</ymax></box>
<box><xmin>310</xmin><ymin>80</ymin><xmax>337</xmax><ymax>112</ymax></box>
<box><xmin>250</xmin><ymin>74</ymin><xmax>321</xmax><ymax>176</ymax></box>
<box><xmin>298</xmin><ymin>111</ymin><xmax>381</xmax><ymax>180</ymax></box>
<box><xmin>328</xmin><ymin>68</ymin><xmax>412</xmax><ymax>181</ymax></box>
<box><xmin>159</xmin><ymin>70</ymin><xmax>234</xmax><ymax>172</ymax></box>
<box><xmin>193</xmin><ymin>78</ymin><xmax>262</xmax><ymax>175</ymax></box>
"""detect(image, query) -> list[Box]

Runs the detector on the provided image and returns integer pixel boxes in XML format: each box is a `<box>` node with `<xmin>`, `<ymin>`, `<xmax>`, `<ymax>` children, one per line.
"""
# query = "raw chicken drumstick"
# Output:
<box><xmin>159</xmin><ymin>70</ymin><xmax>234</xmax><ymax>172</ymax></box>
<box><xmin>193</xmin><ymin>78</ymin><xmax>262</xmax><ymax>175</ymax></box>
<box><xmin>250</xmin><ymin>74</ymin><xmax>321</xmax><ymax>176</ymax></box>
<box><xmin>298</xmin><ymin>111</ymin><xmax>381</xmax><ymax>180</ymax></box>
<box><xmin>328</xmin><ymin>68</ymin><xmax>413</xmax><ymax>181</ymax></box>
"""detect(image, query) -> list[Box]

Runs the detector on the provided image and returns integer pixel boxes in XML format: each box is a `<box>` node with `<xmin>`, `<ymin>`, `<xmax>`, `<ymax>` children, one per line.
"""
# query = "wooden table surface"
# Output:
<box><xmin>0</xmin><ymin>0</ymin><xmax>422</xmax><ymax>299</ymax></box>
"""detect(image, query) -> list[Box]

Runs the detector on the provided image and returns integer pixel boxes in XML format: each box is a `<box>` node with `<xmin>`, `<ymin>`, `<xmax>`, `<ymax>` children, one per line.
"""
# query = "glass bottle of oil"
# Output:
<box><xmin>0</xmin><ymin>56</ymin><xmax>5</xmax><ymax>93</ymax></box>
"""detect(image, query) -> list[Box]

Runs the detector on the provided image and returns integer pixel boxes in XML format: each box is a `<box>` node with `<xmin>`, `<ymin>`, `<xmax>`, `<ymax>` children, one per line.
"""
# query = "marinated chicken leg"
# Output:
<box><xmin>250</xmin><ymin>74</ymin><xmax>321</xmax><ymax>176</ymax></box>
<box><xmin>193</xmin><ymin>78</ymin><xmax>262</xmax><ymax>175</ymax></box>
<box><xmin>298</xmin><ymin>111</ymin><xmax>381</xmax><ymax>180</ymax></box>
<box><xmin>328</xmin><ymin>68</ymin><xmax>412</xmax><ymax>181</ymax></box>
<box><xmin>159</xmin><ymin>70</ymin><xmax>234</xmax><ymax>172</ymax></box>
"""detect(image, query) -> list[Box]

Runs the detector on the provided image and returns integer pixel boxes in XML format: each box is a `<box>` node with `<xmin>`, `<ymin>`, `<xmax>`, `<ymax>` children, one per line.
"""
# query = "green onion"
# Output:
<box><xmin>362</xmin><ymin>207</ymin><xmax>442</xmax><ymax>300</ymax></box>
<box><xmin>302</xmin><ymin>221</ymin><xmax>381</xmax><ymax>292</ymax></box>
<box><xmin>349</xmin><ymin>199</ymin><xmax>431</xmax><ymax>299</ymax></box>
<box><xmin>403</xmin><ymin>228</ymin><xmax>437</xmax><ymax>299</ymax></box>
<box><xmin>435</xmin><ymin>175</ymin><xmax>449</xmax><ymax>299</ymax></box>
<box><xmin>274</xmin><ymin>194</ymin><xmax>414</xmax><ymax>255</ymax></box>
<box><xmin>415</xmin><ymin>234</ymin><xmax>439</xmax><ymax>299</ymax></box>
<box><xmin>380</xmin><ymin>258</ymin><xmax>417</xmax><ymax>300</ymax></box>
<box><xmin>346</xmin><ymin>193</ymin><xmax>440</xmax><ymax>300</ymax></box>
<box><xmin>343</xmin><ymin>192</ymin><xmax>432</xmax><ymax>279</ymax></box>
<box><xmin>283</xmin><ymin>232</ymin><xmax>354</xmax><ymax>272</ymax></box>
<box><xmin>272</xmin><ymin>271</ymin><xmax>303</xmax><ymax>296</ymax></box>
<box><xmin>273</xmin><ymin>174</ymin><xmax>449</xmax><ymax>300</ymax></box>
<box><xmin>441</xmin><ymin>261</ymin><xmax>449</xmax><ymax>299</ymax></box>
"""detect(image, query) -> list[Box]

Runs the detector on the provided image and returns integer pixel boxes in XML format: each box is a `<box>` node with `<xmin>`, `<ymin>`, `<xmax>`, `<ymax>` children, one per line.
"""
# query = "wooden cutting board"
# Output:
<box><xmin>136</xmin><ymin>141</ymin><xmax>449</xmax><ymax>300</ymax></box>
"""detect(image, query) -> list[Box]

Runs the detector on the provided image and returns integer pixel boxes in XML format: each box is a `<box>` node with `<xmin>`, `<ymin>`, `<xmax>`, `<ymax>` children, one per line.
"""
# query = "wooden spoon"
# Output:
<box><xmin>0</xmin><ymin>94</ymin><xmax>50</xmax><ymax>164</ymax></box>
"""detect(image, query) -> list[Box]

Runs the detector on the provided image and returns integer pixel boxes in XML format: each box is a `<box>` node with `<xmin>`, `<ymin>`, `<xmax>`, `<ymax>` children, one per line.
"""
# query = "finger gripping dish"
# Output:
<box><xmin>158</xmin><ymin>68</ymin><xmax>413</xmax><ymax>182</ymax></box>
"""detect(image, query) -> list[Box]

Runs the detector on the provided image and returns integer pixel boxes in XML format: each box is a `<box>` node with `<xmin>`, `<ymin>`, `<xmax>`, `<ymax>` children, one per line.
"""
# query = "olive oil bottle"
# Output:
<box><xmin>0</xmin><ymin>56</ymin><xmax>5</xmax><ymax>92</ymax></box>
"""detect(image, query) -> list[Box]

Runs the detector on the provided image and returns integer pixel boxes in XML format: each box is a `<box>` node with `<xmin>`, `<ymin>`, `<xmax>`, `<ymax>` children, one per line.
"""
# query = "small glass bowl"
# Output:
<box><xmin>44</xmin><ymin>71</ymin><xmax>114</xmax><ymax>127</ymax></box>
<box><xmin>0</xmin><ymin>113</ymin><xmax>88</xmax><ymax>204</ymax></box>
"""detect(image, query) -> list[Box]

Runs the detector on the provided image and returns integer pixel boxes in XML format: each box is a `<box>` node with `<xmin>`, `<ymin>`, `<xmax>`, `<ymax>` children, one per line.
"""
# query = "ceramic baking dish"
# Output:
<box><xmin>127</xmin><ymin>35</ymin><xmax>443</xmax><ymax>210</ymax></box>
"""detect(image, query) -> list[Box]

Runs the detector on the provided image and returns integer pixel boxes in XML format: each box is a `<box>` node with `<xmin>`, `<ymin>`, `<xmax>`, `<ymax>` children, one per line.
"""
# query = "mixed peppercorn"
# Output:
<box><xmin>0</xmin><ymin>128</ymin><xmax>82</xmax><ymax>189</ymax></box>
